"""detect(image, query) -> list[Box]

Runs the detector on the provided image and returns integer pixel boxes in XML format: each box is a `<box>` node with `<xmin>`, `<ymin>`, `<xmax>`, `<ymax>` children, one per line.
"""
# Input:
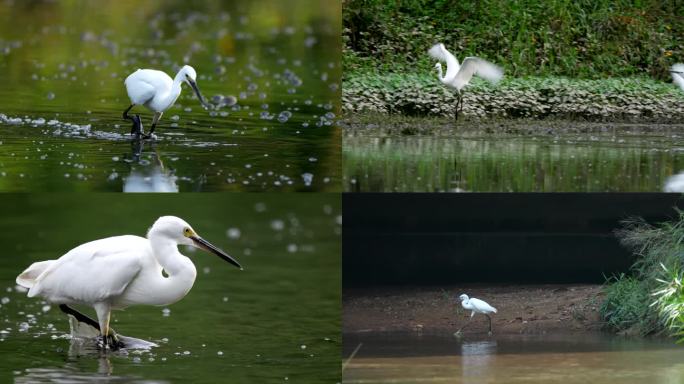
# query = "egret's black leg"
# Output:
<box><xmin>130</xmin><ymin>114</ymin><xmax>144</xmax><ymax>137</ymax></box>
<box><xmin>59</xmin><ymin>304</ymin><xmax>100</xmax><ymax>330</ymax></box>
<box><xmin>143</xmin><ymin>112</ymin><xmax>163</xmax><ymax>140</ymax></box>
<box><xmin>454</xmin><ymin>93</ymin><xmax>463</xmax><ymax>120</ymax></box>
<box><xmin>60</xmin><ymin>304</ymin><xmax>124</xmax><ymax>350</ymax></box>
<box><xmin>456</xmin><ymin>315</ymin><xmax>474</xmax><ymax>335</ymax></box>
<box><xmin>122</xmin><ymin>104</ymin><xmax>134</xmax><ymax>121</ymax></box>
<box><xmin>486</xmin><ymin>314</ymin><xmax>493</xmax><ymax>335</ymax></box>
<box><xmin>123</xmin><ymin>104</ymin><xmax>144</xmax><ymax>138</ymax></box>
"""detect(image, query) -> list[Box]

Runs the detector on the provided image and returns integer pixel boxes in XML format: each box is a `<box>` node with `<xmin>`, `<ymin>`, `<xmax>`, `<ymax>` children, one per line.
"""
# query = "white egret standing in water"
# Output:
<box><xmin>16</xmin><ymin>216</ymin><xmax>242</xmax><ymax>349</ymax></box>
<box><xmin>428</xmin><ymin>43</ymin><xmax>503</xmax><ymax>119</ymax></box>
<box><xmin>123</xmin><ymin>65</ymin><xmax>212</xmax><ymax>138</ymax></box>
<box><xmin>455</xmin><ymin>294</ymin><xmax>497</xmax><ymax>335</ymax></box>
<box><xmin>671</xmin><ymin>63</ymin><xmax>684</xmax><ymax>91</ymax></box>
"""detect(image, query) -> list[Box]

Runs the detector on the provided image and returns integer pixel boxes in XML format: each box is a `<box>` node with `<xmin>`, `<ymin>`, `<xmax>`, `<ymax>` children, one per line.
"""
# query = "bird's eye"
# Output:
<box><xmin>183</xmin><ymin>228</ymin><xmax>191</xmax><ymax>237</ymax></box>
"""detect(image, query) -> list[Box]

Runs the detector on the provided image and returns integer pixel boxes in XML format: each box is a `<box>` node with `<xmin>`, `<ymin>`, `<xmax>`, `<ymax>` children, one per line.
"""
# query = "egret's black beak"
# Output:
<box><xmin>191</xmin><ymin>236</ymin><xmax>242</xmax><ymax>269</ymax></box>
<box><xmin>186</xmin><ymin>78</ymin><xmax>212</xmax><ymax>110</ymax></box>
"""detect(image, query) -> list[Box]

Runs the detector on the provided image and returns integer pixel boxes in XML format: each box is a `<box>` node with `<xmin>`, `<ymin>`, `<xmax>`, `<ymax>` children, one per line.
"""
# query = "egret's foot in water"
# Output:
<box><xmin>129</xmin><ymin>114</ymin><xmax>144</xmax><ymax>139</ymax></box>
<box><xmin>454</xmin><ymin>330</ymin><xmax>463</xmax><ymax>338</ymax></box>
<box><xmin>96</xmin><ymin>333</ymin><xmax>124</xmax><ymax>350</ymax></box>
<box><xmin>141</xmin><ymin>132</ymin><xmax>157</xmax><ymax>140</ymax></box>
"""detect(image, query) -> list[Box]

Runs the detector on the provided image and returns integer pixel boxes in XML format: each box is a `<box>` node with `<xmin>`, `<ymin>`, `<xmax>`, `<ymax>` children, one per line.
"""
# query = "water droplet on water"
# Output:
<box><xmin>46</xmin><ymin>92</ymin><xmax>55</xmax><ymax>100</ymax></box>
<box><xmin>226</xmin><ymin>228</ymin><xmax>241</xmax><ymax>239</ymax></box>
<box><xmin>277</xmin><ymin>111</ymin><xmax>292</xmax><ymax>123</ymax></box>
<box><xmin>270</xmin><ymin>220</ymin><xmax>285</xmax><ymax>231</ymax></box>
<box><xmin>302</xmin><ymin>173</ymin><xmax>313</xmax><ymax>186</ymax></box>
<box><xmin>217</xmin><ymin>351</ymin><xmax>224</xmax><ymax>356</ymax></box>
<box><xmin>287</xmin><ymin>244</ymin><xmax>298</xmax><ymax>253</ymax></box>
<box><xmin>162</xmin><ymin>308</ymin><xmax>171</xmax><ymax>317</ymax></box>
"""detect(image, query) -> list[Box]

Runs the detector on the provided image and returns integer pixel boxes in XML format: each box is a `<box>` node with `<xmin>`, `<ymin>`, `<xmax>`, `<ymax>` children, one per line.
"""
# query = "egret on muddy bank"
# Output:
<box><xmin>455</xmin><ymin>294</ymin><xmax>497</xmax><ymax>335</ymax></box>
<box><xmin>671</xmin><ymin>63</ymin><xmax>684</xmax><ymax>92</ymax></box>
<box><xmin>428</xmin><ymin>43</ymin><xmax>503</xmax><ymax>119</ymax></box>
<box><xmin>16</xmin><ymin>216</ymin><xmax>242</xmax><ymax>349</ymax></box>
<box><xmin>123</xmin><ymin>65</ymin><xmax>212</xmax><ymax>138</ymax></box>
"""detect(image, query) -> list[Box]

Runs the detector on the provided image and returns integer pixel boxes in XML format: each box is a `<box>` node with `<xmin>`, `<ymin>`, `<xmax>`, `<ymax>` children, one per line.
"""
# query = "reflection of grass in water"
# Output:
<box><xmin>344</xmin><ymin>135</ymin><xmax>683</xmax><ymax>192</ymax></box>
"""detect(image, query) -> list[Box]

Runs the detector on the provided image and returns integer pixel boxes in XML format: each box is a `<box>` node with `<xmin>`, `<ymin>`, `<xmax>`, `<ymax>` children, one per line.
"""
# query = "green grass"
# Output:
<box><xmin>601</xmin><ymin>274</ymin><xmax>658</xmax><ymax>335</ymax></box>
<box><xmin>602</xmin><ymin>211</ymin><xmax>684</xmax><ymax>338</ymax></box>
<box><xmin>344</xmin><ymin>0</ymin><xmax>683</xmax><ymax>79</ymax></box>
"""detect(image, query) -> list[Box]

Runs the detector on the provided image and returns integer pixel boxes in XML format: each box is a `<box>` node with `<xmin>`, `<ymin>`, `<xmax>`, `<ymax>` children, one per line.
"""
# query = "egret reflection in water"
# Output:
<box><xmin>461</xmin><ymin>340</ymin><xmax>497</xmax><ymax>383</ymax></box>
<box><xmin>123</xmin><ymin>141</ymin><xmax>179</xmax><ymax>192</ymax></box>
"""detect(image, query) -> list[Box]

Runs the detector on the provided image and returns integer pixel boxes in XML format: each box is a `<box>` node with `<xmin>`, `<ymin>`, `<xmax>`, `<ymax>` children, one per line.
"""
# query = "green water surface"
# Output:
<box><xmin>0</xmin><ymin>194</ymin><xmax>341</xmax><ymax>383</ymax></box>
<box><xmin>344</xmin><ymin>126</ymin><xmax>684</xmax><ymax>192</ymax></box>
<box><xmin>0</xmin><ymin>0</ymin><xmax>341</xmax><ymax>192</ymax></box>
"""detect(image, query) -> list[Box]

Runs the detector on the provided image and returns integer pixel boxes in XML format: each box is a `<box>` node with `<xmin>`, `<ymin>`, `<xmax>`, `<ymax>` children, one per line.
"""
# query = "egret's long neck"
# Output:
<box><xmin>145</xmin><ymin>233</ymin><xmax>197</xmax><ymax>305</ymax></box>
<box><xmin>436</xmin><ymin>65</ymin><xmax>445</xmax><ymax>82</ymax></box>
<box><xmin>173</xmin><ymin>70</ymin><xmax>186</xmax><ymax>90</ymax></box>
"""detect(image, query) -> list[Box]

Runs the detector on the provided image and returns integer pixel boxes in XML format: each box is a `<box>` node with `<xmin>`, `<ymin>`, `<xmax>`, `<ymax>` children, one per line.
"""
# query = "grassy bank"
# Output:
<box><xmin>344</xmin><ymin>0</ymin><xmax>683</xmax><ymax>79</ymax></box>
<box><xmin>343</xmin><ymin>73</ymin><xmax>684</xmax><ymax>120</ymax></box>
<box><xmin>602</xmin><ymin>212</ymin><xmax>684</xmax><ymax>338</ymax></box>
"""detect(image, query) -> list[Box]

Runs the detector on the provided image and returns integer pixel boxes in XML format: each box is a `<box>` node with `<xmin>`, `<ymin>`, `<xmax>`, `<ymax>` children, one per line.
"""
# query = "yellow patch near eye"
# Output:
<box><xmin>183</xmin><ymin>228</ymin><xmax>193</xmax><ymax>237</ymax></box>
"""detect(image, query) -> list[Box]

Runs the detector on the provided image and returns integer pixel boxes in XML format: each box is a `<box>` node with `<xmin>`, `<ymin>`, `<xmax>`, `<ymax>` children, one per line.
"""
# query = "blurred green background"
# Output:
<box><xmin>0</xmin><ymin>193</ymin><xmax>341</xmax><ymax>383</ymax></box>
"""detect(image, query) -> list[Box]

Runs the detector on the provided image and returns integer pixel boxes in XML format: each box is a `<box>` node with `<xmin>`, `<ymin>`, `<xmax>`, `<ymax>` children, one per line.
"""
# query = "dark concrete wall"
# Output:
<box><xmin>343</xmin><ymin>194</ymin><xmax>684</xmax><ymax>286</ymax></box>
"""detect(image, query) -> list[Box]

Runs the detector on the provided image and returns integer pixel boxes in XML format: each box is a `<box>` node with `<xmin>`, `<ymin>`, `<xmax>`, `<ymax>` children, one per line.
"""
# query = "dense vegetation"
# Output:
<box><xmin>344</xmin><ymin>0</ymin><xmax>683</xmax><ymax>79</ymax></box>
<box><xmin>602</xmin><ymin>212</ymin><xmax>684</xmax><ymax>338</ymax></box>
<box><xmin>343</xmin><ymin>73</ymin><xmax>684</xmax><ymax>120</ymax></box>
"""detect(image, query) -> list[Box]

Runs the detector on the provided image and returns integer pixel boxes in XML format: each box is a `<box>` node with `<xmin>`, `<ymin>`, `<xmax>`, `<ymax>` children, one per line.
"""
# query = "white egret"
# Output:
<box><xmin>123</xmin><ymin>65</ymin><xmax>212</xmax><ymax>138</ymax></box>
<box><xmin>428</xmin><ymin>43</ymin><xmax>503</xmax><ymax>119</ymax></box>
<box><xmin>16</xmin><ymin>216</ymin><xmax>241</xmax><ymax>349</ymax></box>
<box><xmin>671</xmin><ymin>63</ymin><xmax>684</xmax><ymax>91</ymax></box>
<box><xmin>455</xmin><ymin>294</ymin><xmax>497</xmax><ymax>335</ymax></box>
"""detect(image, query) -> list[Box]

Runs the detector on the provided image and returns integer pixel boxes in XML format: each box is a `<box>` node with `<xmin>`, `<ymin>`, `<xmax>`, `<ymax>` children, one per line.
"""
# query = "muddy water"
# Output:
<box><xmin>0</xmin><ymin>1</ymin><xmax>340</xmax><ymax>192</ymax></box>
<box><xmin>343</xmin><ymin>332</ymin><xmax>684</xmax><ymax>383</ymax></box>
<box><xmin>344</xmin><ymin>125</ymin><xmax>684</xmax><ymax>192</ymax></box>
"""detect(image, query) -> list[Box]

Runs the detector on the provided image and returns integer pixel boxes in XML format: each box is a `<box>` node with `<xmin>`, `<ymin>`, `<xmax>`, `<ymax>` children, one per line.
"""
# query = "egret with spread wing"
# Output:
<box><xmin>16</xmin><ymin>216</ymin><xmax>242</xmax><ymax>350</ymax></box>
<box><xmin>429</xmin><ymin>43</ymin><xmax>503</xmax><ymax>119</ymax></box>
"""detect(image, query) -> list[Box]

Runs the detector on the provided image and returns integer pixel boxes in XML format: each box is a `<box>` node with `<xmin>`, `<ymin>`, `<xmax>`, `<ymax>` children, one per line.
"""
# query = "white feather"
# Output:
<box><xmin>671</xmin><ymin>63</ymin><xmax>684</xmax><ymax>91</ymax></box>
<box><xmin>429</xmin><ymin>43</ymin><xmax>503</xmax><ymax>91</ymax></box>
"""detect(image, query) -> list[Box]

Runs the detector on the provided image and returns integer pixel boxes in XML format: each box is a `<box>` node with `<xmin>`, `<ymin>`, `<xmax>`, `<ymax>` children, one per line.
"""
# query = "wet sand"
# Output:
<box><xmin>344</xmin><ymin>284</ymin><xmax>604</xmax><ymax>335</ymax></box>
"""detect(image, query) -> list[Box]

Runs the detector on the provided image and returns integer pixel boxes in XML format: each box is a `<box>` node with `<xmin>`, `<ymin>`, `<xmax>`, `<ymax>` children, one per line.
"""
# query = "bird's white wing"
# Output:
<box><xmin>469</xmin><ymin>298</ymin><xmax>497</xmax><ymax>313</ymax></box>
<box><xmin>124</xmin><ymin>69</ymin><xmax>172</xmax><ymax>105</ymax></box>
<box><xmin>428</xmin><ymin>43</ymin><xmax>460</xmax><ymax>81</ymax></box>
<box><xmin>672</xmin><ymin>63</ymin><xmax>684</xmax><ymax>91</ymax></box>
<box><xmin>452</xmin><ymin>57</ymin><xmax>504</xmax><ymax>90</ymax></box>
<box><xmin>28</xmin><ymin>235</ymin><xmax>148</xmax><ymax>305</ymax></box>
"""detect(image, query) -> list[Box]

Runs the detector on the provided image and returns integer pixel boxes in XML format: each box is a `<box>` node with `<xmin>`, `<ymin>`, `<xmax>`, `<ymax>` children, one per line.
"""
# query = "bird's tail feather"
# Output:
<box><xmin>16</xmin><ymin>260</ymin><xmax>54</xmax><ymax>289</ymax></box>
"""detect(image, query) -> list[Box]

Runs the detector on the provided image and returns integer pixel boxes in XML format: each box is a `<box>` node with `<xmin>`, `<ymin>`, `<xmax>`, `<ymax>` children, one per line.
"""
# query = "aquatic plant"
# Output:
<box><xmin>343</xmin><ymin>73</ymin><xmax>684</xmax><ymax>121</ymax></box>
<box><xmin>651</xmin><ymin>264</ymin><xmax>684</xmax><ymax>342</ymax></box>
